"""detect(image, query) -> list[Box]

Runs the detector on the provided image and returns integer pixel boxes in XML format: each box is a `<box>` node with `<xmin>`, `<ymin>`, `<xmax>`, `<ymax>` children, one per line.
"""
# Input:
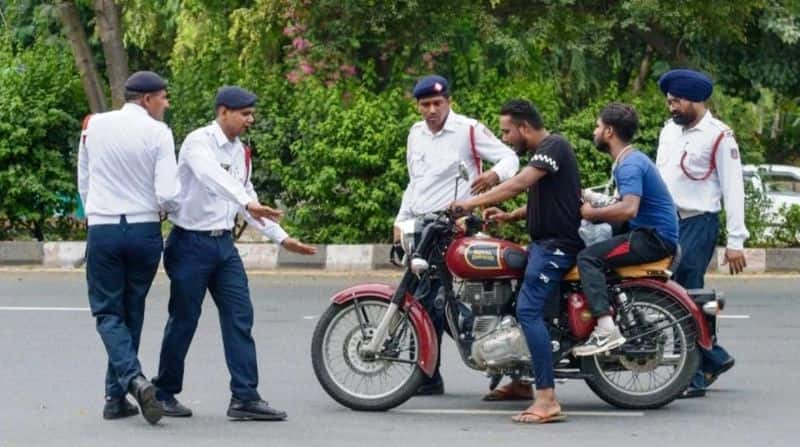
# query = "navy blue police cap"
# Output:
<box><xmin>215</xmin><ymin>86</ymin><xmax>257</xmax><ymax>110</ymax></box>
<box><xmin>412</xmin><ymin>75</ymin><xmax>449</xmax><ymax>99</ymax></box>
<box><xmin>124</xmin><ymin>71</ymin><xmax>168</xmax><ymax>93</ymax></box>
<box><xmin>658</xmin><ymin>69</ymin><xmax>713</xmax><ymax>102</ymax></box>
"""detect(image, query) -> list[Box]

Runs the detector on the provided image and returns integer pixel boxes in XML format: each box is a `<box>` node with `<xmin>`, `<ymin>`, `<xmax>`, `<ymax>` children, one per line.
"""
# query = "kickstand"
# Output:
<box><xmin>488</xmin><ymin>374</ymin><xmax>502</xmax><ymax>391</ymax></box>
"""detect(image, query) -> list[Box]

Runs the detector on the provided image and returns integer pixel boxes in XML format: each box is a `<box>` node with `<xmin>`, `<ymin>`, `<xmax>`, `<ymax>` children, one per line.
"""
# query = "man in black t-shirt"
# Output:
<box><xmin>451</xmin><ymin>99</ymin><xmax>583</xmax><ymax>424</ymax></box>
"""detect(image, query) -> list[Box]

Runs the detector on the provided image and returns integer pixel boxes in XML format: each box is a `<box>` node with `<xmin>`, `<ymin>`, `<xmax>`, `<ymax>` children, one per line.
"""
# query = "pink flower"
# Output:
<box><xmin>283</xmin><ymin>25</ymin><xmax>296</xmax><ymax>37</ymax></box>
<box><xmin>340</xmin><ymin>64</ymin><xmax>357</xmax><ymax>77</ymax></box>
<box><xmin>286</xmin><ymin>71</ymin><xmax>301</xmax><ymax>84</ymax></box>
<box><xmin>299</xmin><ymin>61</ymin><xmax>314</xmax><ymax>75</ymax></box>
<box><xmin>292</xmin><ymin>37</ymin><xmax>311</xmax><ymax>51</ymax></box>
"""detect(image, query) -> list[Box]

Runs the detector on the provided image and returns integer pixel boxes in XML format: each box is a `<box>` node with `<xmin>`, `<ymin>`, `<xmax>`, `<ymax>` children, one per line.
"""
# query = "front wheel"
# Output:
<box><xmin>311</xmin><ymin>298</ymin><xmax>426</xmax><ymax>411</ymax></box>
<box><xmin>582</xmin><ymin>286</ymin><xmax>700</xmax><ymax>409</ymax></box>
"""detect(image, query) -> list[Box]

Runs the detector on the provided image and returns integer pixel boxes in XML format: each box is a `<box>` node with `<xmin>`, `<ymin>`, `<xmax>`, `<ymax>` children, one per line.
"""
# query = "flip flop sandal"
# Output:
<box><xmin>511</xmin><ymin>411</ymin><xmax>567</xmax><ymax>424</ymax></box>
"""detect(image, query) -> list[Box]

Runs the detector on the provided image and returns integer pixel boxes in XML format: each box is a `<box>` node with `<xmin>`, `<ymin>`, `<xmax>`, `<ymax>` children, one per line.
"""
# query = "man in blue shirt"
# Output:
<box><xmin>573</xmin><ymin>103</ymin><xmax>679</xmax><ymax>356</ymax></box>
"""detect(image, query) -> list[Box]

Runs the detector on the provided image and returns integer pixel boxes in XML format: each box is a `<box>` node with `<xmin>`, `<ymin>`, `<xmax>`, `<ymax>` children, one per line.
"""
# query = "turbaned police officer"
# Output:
<box><xmin>78</xmin><ymin>71</ymin><xmax>178</xmax><ymax>424</ymax></box>
<box><xmin>152</xmin><ymin>86</ymin><xmax>315</xmax><ymax>420</ymax></box>
<box><xmin>655</xmin><ymin>69</ymin><xmax>748</xmax><ymax>398</ymax></box>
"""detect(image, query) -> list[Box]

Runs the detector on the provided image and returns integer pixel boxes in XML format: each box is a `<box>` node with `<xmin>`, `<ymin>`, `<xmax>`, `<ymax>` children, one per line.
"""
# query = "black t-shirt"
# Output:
<box><xmin>526</xmin><ymin>134</ymin><xmax>584</xmax><ymax>255</ymax></box>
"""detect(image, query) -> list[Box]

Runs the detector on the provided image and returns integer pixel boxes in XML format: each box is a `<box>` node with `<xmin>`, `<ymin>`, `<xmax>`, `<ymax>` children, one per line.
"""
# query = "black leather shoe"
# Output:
<box><xmin>705</xmin><ymin>357</ymin><xmax>735</xmax><ymax>387</ymax></box>
<box><xmin>159</xmin><ymin>396</ymin><xmax>192</xmax><ymax>417</ymax></box>
<box><xmin>128</xmin><ymin>376</ymin><xmax>164</xmax><ymax>425</ymax></box>
<box><xmin>227</xmin><ymin>398</ymin><xmax>287</xmax><ymax>421</ymax></box>
<box><xmin>103</xmin><ymin>396</ymin><xmax>139</xmax><ymax>420</ymax></box>
<box><xmin>415</xmin><ymin>376</ymin><xmax>445</xmax><ymax>396</ymax></box>
<box><xmin>679</xmin><ymin>387</ymin><xmax>707</xmax><ymax>399</ymax></box>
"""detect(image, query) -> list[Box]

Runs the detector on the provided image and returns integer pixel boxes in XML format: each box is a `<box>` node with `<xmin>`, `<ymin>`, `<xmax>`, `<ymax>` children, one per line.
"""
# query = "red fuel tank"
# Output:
<box><xmin>445</xmin><ymin>237</ymin><xmax>526</xmax><ymax>280</ymax></box>
<box><xmin>566</xmin><ymin>292</ymin><xmax>597</xmax><ymax>340</ymax></box>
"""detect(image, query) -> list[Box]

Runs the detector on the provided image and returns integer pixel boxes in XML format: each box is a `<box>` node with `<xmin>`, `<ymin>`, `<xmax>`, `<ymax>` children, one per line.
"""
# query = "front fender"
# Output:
<box><xmin>330</xmin><ymin>283</ymin><xmax>438</xmax><ymax>377</ymax></box>
<box><xmin>622</xmin><ymin>278</ymin><xmax>713</xmax><ymax>350</ymax></box>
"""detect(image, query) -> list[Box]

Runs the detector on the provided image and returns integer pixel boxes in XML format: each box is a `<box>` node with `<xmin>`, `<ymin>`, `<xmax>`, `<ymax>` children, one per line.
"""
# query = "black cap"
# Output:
<box><xmin>215</xmin><ymin>86</ymin><xmax>257</xmax><ymax>110</ymax></box>
<box><xmin>412</xmin><ymin>75</ymin><xmax>449</xmax><ymax>99</ymax></box>
<box><xmin>124</xmin><ymin>71</ymin><xmax>168</xmax><ymax>93</ymax></box>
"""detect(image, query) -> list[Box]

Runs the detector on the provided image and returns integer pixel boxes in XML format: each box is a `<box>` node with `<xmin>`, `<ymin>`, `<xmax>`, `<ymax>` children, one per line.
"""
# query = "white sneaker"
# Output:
<box><xmin>573</xmin><ymin>327</ymin><xmax>626</xmax><ymax>357</ymax></box>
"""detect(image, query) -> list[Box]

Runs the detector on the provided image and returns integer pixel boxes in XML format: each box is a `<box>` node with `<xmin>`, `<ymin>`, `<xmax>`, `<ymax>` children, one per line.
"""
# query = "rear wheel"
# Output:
<box><xmin>311</xmin><ymin>298</ymin><xmax>426</xmax><ymax>411</ymax></box>
<box><xmin>582</xmin><ymin>286</ymin><xmax>700</xmax><ymax>409</ymax></box>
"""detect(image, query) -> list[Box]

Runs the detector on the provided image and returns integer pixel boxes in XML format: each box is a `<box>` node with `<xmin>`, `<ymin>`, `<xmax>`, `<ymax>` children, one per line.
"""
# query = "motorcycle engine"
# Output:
<box><xmin>458</xmin><ymin>280</ymin><xmax>531</xmax><ymax>369</ymax></box>
<box><xmin>470</xmin><ymin>316</ymin><xmax>531</xmax><ymax>368</ymax></box>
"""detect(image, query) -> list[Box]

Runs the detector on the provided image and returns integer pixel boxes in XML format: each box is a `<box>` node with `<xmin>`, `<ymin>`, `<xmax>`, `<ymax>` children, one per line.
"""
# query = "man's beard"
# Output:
<box><xmin>672</xmin><ymin>111</ymin><xmax>694</xmax><ymax>126</ymax></box>
<box><xmin>593</xmin><ymin>136</ymin><xmax>610</xmax><ymax>154</ymax></box>
<box><xmin>513</xmin><ymin>142</ymin><xmax>528</xmax><ymax>155</ymax></box>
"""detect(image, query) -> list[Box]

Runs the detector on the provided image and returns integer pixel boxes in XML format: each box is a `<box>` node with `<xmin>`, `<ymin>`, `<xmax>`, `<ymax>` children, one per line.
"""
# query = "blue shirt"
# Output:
<box><xmin>615</xmin><ymin>151</ymin><xmax>679</xmax><ymax>246</ymax></box>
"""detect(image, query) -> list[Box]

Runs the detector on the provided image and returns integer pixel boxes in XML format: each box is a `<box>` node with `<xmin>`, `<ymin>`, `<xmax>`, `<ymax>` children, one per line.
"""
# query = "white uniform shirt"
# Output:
<box><xmin>395</xmin><ymin>110</ymin><xmax>519</xmax><ymax>222</ymax></box>
<box><xmin>656</xmin><ymin>111</ymin><xmax>749</xmax><ymax>249</ymax></box>
<box><xmin>169</xmin><ymin>121</ymin><xmax>288</xmax><ymax>244</ymax></box>
<box><xmin>78</xmin><ymin>103</ymin><xmax>179</xmax><ymax>225</ymax></box>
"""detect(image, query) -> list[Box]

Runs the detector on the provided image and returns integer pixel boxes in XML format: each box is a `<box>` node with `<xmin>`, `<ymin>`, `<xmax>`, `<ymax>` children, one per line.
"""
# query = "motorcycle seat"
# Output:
<box><xmin>562</xmin><ymin>256</ymin><xmax>674</xmax><ymax>282</ymax></box>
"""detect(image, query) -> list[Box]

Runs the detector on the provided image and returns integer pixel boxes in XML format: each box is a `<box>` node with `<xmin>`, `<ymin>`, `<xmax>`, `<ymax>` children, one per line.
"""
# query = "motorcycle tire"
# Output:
<box><xmin>311</xmin><ymin>299</ymin><xmax>427</xmax><ymax>411</ymax></box>
<box><xmin>581</xmin><ymin>286</ymin><xmax>701</xmax><ymax>409</ymax></box>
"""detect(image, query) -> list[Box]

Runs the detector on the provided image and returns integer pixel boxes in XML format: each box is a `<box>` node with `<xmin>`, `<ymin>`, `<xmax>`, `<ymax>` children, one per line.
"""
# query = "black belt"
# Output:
<box><xmin>174</xmin><ymin>226</ymin><xmax>231</xmax><ymax>237</ymax></box>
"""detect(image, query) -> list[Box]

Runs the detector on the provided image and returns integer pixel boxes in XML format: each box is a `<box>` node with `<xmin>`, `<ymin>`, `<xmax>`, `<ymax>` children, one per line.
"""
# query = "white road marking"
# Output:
<box><xmin>0</xmin><ymin>306</ymin><xmax>89</xmax><ymax>312</ymax></box>
<box><xmin>303</xmin><ymin>315</ymin><xmax>318</xmax><ymax>320</ymax></box>
<box><xmin>394</xmin><ymin>409</ymin><xmax>644</xmax><ymax>417</ymax></box>
<box><xmin>718</xmin><ymin>315</ymin><xmax>750</xmax><ymax>319</ymax></box>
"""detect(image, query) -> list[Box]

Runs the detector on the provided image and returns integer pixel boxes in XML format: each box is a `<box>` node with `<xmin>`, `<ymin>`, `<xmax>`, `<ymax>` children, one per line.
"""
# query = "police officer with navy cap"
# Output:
<box><xmin>152</xmin><ymin>85</ymin><xmax>316</xmax><ymax>420</ymax></box>
<box><xmin>78</xmin><ymin>70</ymin><xmax>178</xmax><ymax>424</ymax></box>
<box><xmin>395</xmin><ymin>75</ymin><xmax>519</xmax><ymax>395</ymax></box>
<box><xmin>655</xmin><ymin>68</ymin><xmax>748</xmax><ymax>398</ymax></box>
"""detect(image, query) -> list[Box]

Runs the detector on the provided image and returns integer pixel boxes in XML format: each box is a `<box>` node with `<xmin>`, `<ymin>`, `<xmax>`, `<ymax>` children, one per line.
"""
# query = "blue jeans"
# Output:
<box><xmin>674</xmin><ymin>213</ymin><xmax>732</xmax><ymax>389</ymax></box>
<box><xmin>153</xmin><ymin>227</ymin><xmax>261</xmax><ymax>402</ymax></box>
<box><xmin>517</xmin><ymin>243</ymin><xmax>575</xmax><ymax>390</ymax></box>
<box><xmin>86</xmin><ymin>218</ymin><xmax>162</xmax><ymax>398</ymax></box>
<box><xmin>415</xmin><ymin>276</ymin><xmax>445</xmax><ymax>382</ymax></box>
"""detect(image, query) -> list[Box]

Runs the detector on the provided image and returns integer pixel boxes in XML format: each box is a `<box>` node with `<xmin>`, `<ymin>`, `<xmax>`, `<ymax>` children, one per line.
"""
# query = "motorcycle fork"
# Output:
<box><xmin>360</xmin><ymin>270</ymin><xmax>417</xmax><ymax>357</ymax></box>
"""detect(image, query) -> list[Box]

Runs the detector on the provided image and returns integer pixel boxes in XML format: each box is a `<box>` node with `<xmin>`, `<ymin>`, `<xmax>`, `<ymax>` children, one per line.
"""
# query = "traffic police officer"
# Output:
<box><xmin>152</xmin><ymin>86</ymin><xmax>316</xmax><ymax>420</ymax></box>
<box><xmin>394</xmin><ymin>75</ymin><xmax>519</xmax><ymax>395</ymax></box>
<box><xmin>655</xmin><ymin>69</ymin><xmax>749</xmax><ymax>398</ymax></box>
<box><xmin>78</xmin><ymin>70</ymin><xmax>178</xmax><ymax>424</ymax></box>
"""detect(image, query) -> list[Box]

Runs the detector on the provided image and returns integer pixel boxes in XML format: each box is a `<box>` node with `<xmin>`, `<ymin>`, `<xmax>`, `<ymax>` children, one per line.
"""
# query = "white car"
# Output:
<box><xmin>743</xmin><ymin>164</ymin><xmax>800</xmax><ymax>212</ymax></box>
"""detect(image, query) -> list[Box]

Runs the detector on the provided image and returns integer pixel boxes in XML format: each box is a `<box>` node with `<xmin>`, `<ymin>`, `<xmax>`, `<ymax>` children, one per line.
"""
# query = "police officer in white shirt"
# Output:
<box><xmin>394</xmin><ymin>75</ymin><xmax>519</xmax><ymax>395</ymax></box>
<box><xmin>655</xmin><ymin>69</ymin><xmax>748</xmax><ymax>398</ymax></box>
<box><xmin>152</xmin><ymin>86</ymin><xmax>315</xmax><ymax>421</ymax></box>
<box><xmin>78</xmin><ymin>71</ymin><xmax>178</xmax><ymax>424</ymax></box>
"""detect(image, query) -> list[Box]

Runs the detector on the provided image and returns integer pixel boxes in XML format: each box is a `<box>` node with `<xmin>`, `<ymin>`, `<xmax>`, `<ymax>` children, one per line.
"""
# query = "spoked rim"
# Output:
<box><xmin>322</xmin><ymin>300</ymin><xmax>420</xmax><ymax>400</ymax></box>
<box><xmin>591</xmin><ymin>299</ymin><xmax>688</xmax><ymax>396</ymax></box>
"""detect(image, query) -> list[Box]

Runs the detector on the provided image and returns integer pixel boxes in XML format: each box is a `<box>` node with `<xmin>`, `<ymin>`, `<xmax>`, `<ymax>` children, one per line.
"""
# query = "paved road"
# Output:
<box><xmin>0</xmin><ymin>271</ymin><xmax>796</xmax><ymax>447</ymax></box>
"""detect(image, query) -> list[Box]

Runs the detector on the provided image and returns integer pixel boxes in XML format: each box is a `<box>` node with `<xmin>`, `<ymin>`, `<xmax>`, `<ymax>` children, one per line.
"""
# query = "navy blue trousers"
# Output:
<box><xmin>517</xmin><ymin>243</ymin><xmax>575</xmax><ymax>390</ymax></box>
<box><xmin>86</xmin><ymin>219</ymin><xmax>162</xmax><ymax>398</ymax></box>
<box><xmin>674</xmin><ymin>213</ymin><xmax>733</xmax><ymax>389</ymax></box>
<box><xmin>153</xmin><ymin>227</ymin><xmax>261</xmax><ymax>402</ymax></box>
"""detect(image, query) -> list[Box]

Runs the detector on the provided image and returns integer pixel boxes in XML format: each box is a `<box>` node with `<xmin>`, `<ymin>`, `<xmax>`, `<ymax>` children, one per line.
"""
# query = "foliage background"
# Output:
<box><xmin>1</xmin><ymin>0</ymin><xmax>799</xmax><ymax>246</ymax></box>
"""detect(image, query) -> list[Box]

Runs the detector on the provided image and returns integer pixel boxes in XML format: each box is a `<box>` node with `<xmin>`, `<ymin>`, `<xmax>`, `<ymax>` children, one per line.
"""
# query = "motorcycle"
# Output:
<box><xmin>310</xmin><ymin>167</ymin><xmax>725</xmax><ymax>411</ymax></box>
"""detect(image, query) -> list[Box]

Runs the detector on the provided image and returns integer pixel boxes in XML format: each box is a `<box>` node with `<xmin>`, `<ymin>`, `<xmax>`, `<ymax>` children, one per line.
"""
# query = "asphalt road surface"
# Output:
<box><xmin>0</xmin><ymin>271</ymin><xmax>796</xmax><ymax>447</ymax></box>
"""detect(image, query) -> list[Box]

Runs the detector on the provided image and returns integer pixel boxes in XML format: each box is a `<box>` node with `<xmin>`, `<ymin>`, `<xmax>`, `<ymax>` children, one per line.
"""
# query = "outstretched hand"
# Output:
<box><xmin>281</xmin><ymin>238</ymin><xmax>317</xmax><ymax>255</ymax></box>
<box><xmin>246</xmin><ymin>200</ymin><xmax>283</xmax><ymax>222</ymax></box>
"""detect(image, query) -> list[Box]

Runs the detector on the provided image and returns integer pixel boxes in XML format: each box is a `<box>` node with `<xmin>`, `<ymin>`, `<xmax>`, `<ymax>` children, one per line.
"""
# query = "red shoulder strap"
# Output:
<box><xmin>243</xmin><ymin>144</ymin><xmax>252</xmax><ymax>184</ymax></box>
<box><xmin>469</xmin><ymin>125</ymin><xmax>482</xmax><ymax>174</ymax></box>
<box><xmin>680</xmin><ymin>131</ymin><xmax>726</xmax><ymax>181</ymax></box>
<box><xmin>81</xmin><ymin>113</ymin><xmax>93</xmax><ymax>145</ymax></box>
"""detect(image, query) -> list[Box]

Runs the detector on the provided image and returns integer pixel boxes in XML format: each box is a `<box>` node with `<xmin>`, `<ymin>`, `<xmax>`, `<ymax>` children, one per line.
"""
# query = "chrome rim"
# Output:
<box><xmin>322</xmin><ymin>300</ymin><xmax>419</xmax><ymax>400</ymax></box>
<box><xmin>592</xmin><ymin>298</ymin><xmax>688</xmax><ymax>396</ymax></box>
